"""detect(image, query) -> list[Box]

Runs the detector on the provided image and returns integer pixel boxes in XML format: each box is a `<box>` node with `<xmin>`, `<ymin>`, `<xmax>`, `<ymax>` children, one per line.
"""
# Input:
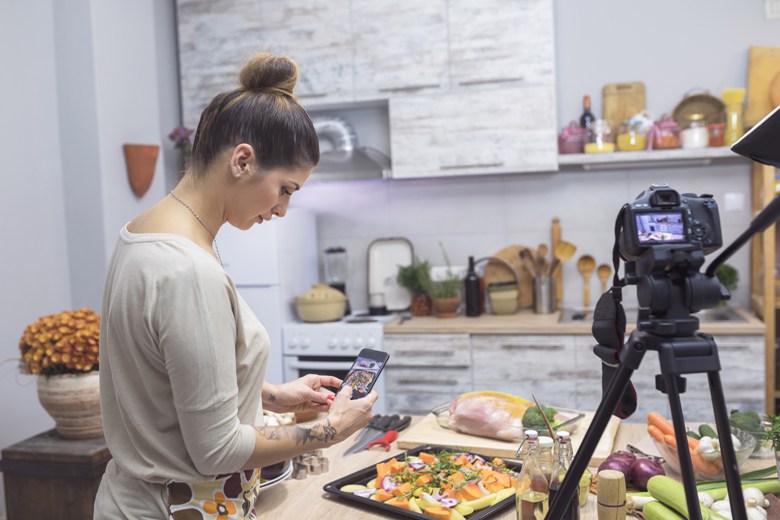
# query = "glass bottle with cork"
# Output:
<box><xmin>515</xmin><ymin>429</ymin><xmax>539</xmax><ymax>463</ymax></box>
<box><xmin>537</xmin><ymin>436</ymin><xmax>555</xmax><ymax>483</ymax></box>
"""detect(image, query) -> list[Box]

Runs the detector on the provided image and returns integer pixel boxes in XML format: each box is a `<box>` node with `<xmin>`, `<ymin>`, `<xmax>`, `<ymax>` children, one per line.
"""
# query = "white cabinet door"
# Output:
<box><xmin>259</xmin><ymin>0</ymin><xmax>353</xmax><ymax>104</ymax></box>
<box><xmin>389</xmin><ymin>87</ymin><xmax>558</xmax><ymax>178</ymax></box>
<box><xmin>352</xmin><ymin>0</ymin><xmax>449</xmax><ymax>98</ymax></box>
<box><xmin>471</xmin><ymin>335</ymin><xmax>578</xmax><ymax>405</ymax></box>
<box><xmin>447</xmin><ymin>0</ymin><xmax>555</xmax><ymax>89</ymax></box>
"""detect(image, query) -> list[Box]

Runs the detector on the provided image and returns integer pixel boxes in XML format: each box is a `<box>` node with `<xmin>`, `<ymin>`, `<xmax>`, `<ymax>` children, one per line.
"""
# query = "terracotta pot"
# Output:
<box><xmin>432</xmin><ymin>297</ymin><xmax>460</xmax><ymax>319</ymax></box>
<box><xmin>410</xmin><ymin>293</ymin><xmax>432</xmax><ymax>316</ymax></box>
<box><xmin>37</xmin><ymin>372</ymin><xmax>103</xmax><ymax>440</ymax></box>
<box><xmin>123</xmin><ymin>143</ymin><xmax>159</xmax><ymax>198</ymax></box>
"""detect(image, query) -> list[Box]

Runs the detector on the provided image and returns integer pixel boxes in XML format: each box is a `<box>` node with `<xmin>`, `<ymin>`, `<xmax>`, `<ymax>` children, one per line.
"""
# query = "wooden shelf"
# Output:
<box><xmin>558</xmin><ymin>147</ymin><xmax>747</xmax><ymax>171</ymax></box>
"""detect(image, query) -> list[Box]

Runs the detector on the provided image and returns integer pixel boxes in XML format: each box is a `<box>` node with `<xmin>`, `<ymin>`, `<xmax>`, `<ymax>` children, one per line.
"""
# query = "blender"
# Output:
<box><xmin>323</xmin><ymin>247</ymin><xmax>351</xmax><ymax>317</ymax></box>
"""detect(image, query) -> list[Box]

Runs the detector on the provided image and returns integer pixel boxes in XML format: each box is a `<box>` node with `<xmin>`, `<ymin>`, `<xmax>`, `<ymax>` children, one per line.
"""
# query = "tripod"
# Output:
<box><xmin>548</xmin><ymin>187</ymin><xmax>780</xmax><ymax>519</ymax></box>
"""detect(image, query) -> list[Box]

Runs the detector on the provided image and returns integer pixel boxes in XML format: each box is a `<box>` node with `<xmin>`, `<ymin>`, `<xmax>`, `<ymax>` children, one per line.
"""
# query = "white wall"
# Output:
<box><xmin>0</xmin><ymin>0</ymin><xmax>179</xmax><ymax>515</ymax></box>
<box><xmin>0</xmin><ymin>0</ymin><xmax>73</xmax><ymax>515</ymax></box>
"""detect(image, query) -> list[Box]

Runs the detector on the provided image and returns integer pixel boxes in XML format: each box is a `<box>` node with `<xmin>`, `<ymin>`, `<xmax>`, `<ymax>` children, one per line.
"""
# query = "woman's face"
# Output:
<box><xmin>229</xmin><ymin>164</ymin><xmax>312</xmax><ymax>230</ymax></box>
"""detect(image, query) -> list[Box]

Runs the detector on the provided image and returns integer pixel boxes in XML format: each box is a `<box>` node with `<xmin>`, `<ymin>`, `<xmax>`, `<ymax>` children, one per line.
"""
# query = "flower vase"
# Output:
<box><xmin>37</xmin><ymin>372</ymin><xmax>103</xmax><ymax>440</ymax></box>
<box><xmin>123</xmin><ymin>143</ymin><xmax>159</xmax><ymax>198</ymax></box>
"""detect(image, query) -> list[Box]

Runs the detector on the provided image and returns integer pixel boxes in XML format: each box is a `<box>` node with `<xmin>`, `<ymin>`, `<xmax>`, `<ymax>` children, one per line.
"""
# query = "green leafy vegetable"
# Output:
<box><xmin>730</xmin><ymin>409</ymin><xmax>762</xmax><ymax>433</ymax></box>
<box><xmin>522</xmin><ymin>405</ymin><xmax>557</xmax><ymax>430</ymax></box>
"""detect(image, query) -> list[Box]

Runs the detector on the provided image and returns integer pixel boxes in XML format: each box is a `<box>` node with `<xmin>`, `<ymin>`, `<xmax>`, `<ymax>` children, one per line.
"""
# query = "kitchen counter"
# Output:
<box><xmin>258</xmin><ymin>419</ymin><xmax>771</xmax><ymax>519</ymax></box>
<box><xmin>383</xmin><ymin>307</ymin><xmax>765</xmax><ymax>335</ymax></box>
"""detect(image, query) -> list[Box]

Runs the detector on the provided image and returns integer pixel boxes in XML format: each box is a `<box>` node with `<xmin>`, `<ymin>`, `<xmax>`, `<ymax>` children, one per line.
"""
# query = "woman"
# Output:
<box><xmin>95</xmin><ymin>54</ymin><xmax>377</xmax><ymax>519</ymax></box>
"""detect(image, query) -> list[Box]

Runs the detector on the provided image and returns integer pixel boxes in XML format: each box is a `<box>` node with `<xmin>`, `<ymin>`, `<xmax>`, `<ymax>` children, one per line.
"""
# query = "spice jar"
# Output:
<box><xmin>616</xmin><ymin>119</ymin><xmax>648</xmax><ymax>151</ymax></box>
<box><xmin>707</xmin><ymin>123</ymin><xmax>725</xmax><ymax>147</ymax></box>
<box><xmin>558</xmin><ymin>121</ymin><xmax>586</xmax><ymax>154</ymax></box>
<box><xmin>647</xmin><ymin>115</ymin><xmax>681</xmax><ymax>150</ymax></box>
<box><xmin>584</xmin><ymin>119</ymin><xmax>615</xmax><ymax>153</ymax></box>
<box><xmin>680</xmin><ymin>114</ymin><xmax>709</xmax><ymax>149</ymax></box>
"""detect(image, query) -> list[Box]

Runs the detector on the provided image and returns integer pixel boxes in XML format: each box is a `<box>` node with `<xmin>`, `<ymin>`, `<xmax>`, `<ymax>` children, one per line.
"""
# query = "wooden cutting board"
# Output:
<box><xmin>602</xmin><ymin>82</ymin><xmax>646</xmax><ymax>132</ymax></box>
<box><xmin>746</xmin><ymin>46</ymin><xmax>780</xmax><ymax>127</ymax></box>
<box><xmin>397</xmin><ymin>411</ymin><xmax>621</xmax><ymax>467</ymax></box>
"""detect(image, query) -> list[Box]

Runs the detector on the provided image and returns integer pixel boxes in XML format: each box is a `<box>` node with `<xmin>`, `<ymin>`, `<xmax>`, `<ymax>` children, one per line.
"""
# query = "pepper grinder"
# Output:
<box><xmin>323</xmin><ymin>247</ymin><xmax>351</xmax><ymax>317</ymax></box>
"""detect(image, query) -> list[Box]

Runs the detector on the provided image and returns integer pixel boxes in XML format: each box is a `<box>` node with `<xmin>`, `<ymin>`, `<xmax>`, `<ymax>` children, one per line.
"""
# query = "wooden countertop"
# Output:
<box><xmin>383</xmin><ymin>307</ymin><xmax>765</xmax><ymax>335</ymax></box>
<box><xmin>259</xmin><ymin>419</ymin><xmax>771</xmax><ymax>519</ymax></box>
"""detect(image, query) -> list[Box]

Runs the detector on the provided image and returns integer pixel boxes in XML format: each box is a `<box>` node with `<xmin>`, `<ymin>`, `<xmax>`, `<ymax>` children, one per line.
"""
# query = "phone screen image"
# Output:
<box><xmin>340</xmin><ymin>349</ymin><xmax>388</xmax><ymax>399</ymax></box>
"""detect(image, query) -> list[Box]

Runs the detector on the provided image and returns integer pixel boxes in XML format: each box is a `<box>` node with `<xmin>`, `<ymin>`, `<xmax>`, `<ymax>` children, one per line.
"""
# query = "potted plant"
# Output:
<box><xmin>765</xmin><ymin>414</ymin><xmax>780</xmax><ymax>476</ymax></box>
<box><xmin>418</xmin><ymin>244</ymin><xmax>462</xmax><ymax>319</ymax></box>
<box><xmin>397</xmin><ymin>257</ymin><xmax>433</xmax><ymax>316</ymax></box>
<box><xmin>18</xmin><ymin>308</ymin><xmax>103</xmax><ymax>439</ymax></box>
<box><xmin>715</xmin><ymin>263</ymin><xmax>739</xmax><ymax>306</ymax></box>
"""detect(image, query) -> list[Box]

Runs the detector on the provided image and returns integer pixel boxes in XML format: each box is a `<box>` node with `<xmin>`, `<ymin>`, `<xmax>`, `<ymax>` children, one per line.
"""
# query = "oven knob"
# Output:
<box><xmin>327</xmin><ymin>338</ymin><xmax>338</xmax><ymax>350</ymax></box>
<box><xmin>367</xmin><ymin>337</ymin><xmax>377</xmax><ymax>348</ymax></box>
<box><xmin>288</xmin><ymin>342</ymin><xmax>297</xmax><ymax>350</ymax></box>
<box><xmin>340</xmin><ymin>338</ymin><xmax>351</xmax><ymax>350</ymax></box>
<box><xmin>355</xmin><ymin>337</ymin><xmax>364</xmax><ymax>349</ymax></box>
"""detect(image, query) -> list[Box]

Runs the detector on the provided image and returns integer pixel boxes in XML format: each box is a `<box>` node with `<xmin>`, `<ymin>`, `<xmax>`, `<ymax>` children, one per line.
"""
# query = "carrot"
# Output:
<box><xmin>685</xmin><ymin>434</ymin><xmax>699</xmax><ymax>451</ymax></box>
<box><xmin>423</xmin><ymin>506</ymin><xmax>452</xmax><ymax>519</ymax></box>
<box><xmin>691</xmin><ymin>451</ymin><xmax>721</xmax><ymax>479</ymax></box>
<box><xmin>373</xmin><ymin>489</ymin><xmax>393</xmax><ymax>502</ymax></box>
<box><xmin>663</xmin><ymin>434</ymin><xmax>678</xmax><ymax>448</ymax></box>
<box><xmin>418</xmin><ymin>452</ymin><xmax>436</xmax><ymax>464</ymax></box>
<box><xmin>647</xmin><ymin>424</ymin><xmax>665</xmax><ymax>442</ymax></box>
<box><xmin>647</xmin><ymin>412</ymin><xmax>675</xmax><ymax>436</ymax></box>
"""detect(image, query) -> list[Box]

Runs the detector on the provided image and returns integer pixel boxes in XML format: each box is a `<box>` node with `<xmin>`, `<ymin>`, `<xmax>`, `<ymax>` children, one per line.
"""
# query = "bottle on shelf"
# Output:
<box><xmin>549</xmin><ymin>432</ymin><xmax>580</xmax><ymax>520</ymax></box>
<box><xmin>515</xmin><ymin>436</ymin><xmax>549</xmax><ymax>520</ymax></box>
<box><xmin>722</xmin><ymin>88</ymin><xmax>745</xmax><ymax>146</ymax></box>
<box><xmin>580</xmin><ymin>95</ymin><xmax>595</xmax><ymax>129</ymax></box>
<box><xmin>465</xmin><ymin>255</ymin><xmax>481</xmax><ymax>317</ymax></box>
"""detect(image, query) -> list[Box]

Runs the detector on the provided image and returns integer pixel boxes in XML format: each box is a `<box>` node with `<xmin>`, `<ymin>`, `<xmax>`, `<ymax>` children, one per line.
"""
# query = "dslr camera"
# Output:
<box><xmin>618</xmin><ymin>184</ymin><xmax>723</xmax><ymax>262</ymax></box>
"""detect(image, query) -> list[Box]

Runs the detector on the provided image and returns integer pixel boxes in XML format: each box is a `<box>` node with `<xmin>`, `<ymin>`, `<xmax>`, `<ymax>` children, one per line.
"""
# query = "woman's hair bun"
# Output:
<box><xmin>239</xmin><ymin>53</ymin><xmax>299</xmax><ymax>96</ymax></box>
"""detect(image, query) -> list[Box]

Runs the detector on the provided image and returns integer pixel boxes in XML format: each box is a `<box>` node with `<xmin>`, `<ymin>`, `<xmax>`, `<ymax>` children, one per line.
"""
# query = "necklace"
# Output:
<box><xmin>169</xmin><ymin>191</ymin><xmax>223</xmax><ymax>266</ymax></box>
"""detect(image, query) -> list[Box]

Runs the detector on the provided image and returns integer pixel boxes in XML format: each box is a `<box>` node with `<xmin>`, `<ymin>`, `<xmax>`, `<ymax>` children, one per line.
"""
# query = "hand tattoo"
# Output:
<box><xmin>253</xmin><ymin>419</ymin><xmax>337</xmax><ymax>445</ymax></box>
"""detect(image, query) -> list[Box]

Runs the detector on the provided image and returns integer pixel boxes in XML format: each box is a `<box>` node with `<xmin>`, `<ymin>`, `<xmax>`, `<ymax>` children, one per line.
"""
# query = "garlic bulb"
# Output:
<box><xmin>698</xmin><ymin>436</ymin><xmax>721</xmax><ymax>462</ymax></box>
<box><xmin>742</xmin><ymin>488</ymin><xmax>770</xmax><ymax>508</ymax></box>
<box><xmin>698</xmin><ymin>491</ymin><xmax>715</xmax><ymax>508</ymax></box>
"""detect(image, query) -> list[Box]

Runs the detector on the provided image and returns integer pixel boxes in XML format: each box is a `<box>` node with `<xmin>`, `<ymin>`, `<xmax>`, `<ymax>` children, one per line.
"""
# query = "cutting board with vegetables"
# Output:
<box><xmin>602</xmin><ymin>82</ymin><xmax>646</xmax><ymax>132</ymax></box>
<box><xmin>745</xmin><ymin>46</ymin><xmax>780</xmax><ymax>127</ymax></box>
<box><xmin>397</xmin><ymin>411</ymin><xmax>620</xmax><ymax>467</ymax></box>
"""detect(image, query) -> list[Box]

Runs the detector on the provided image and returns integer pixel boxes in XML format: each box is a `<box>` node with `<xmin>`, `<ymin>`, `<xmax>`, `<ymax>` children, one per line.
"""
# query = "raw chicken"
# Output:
<box><xmin>448</xmin><ymin>391</ymin><xmax>532</xmax><ymax>441</ymax></box>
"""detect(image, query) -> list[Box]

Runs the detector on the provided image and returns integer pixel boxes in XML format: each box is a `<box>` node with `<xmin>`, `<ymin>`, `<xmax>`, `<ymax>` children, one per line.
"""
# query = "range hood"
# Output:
<box><xmin>310</xmin><ymin>116</ymin><xmax>391</xmax><ymax>181</ymax></box>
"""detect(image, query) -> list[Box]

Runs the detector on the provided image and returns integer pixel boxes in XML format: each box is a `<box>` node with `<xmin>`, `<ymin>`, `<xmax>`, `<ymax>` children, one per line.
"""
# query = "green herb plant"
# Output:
<box><xmin>418</xmin><ymin>243</ymin><xmax>461</xmax><ymax>300</ymax></box>
<box><xmin>396</xmin><ymin>257</ymin><xmax>431</xmax><ymax>295</ymax></box>
<box><xmin>765</xmin><ymin>414</ymin><xmax>780</xmax><ymax>452</ymax></box>
<box><xmin>715</xmin><ymin>263</ymin><xmax>739</xmax><ymax>294</ymax></box>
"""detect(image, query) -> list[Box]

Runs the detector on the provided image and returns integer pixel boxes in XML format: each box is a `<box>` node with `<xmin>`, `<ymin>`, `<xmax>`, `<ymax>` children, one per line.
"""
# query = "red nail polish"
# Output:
<box><xmin>327</xmin><ymin>395</ymin><xmax>335</xmax><ymax>401</ymax></box>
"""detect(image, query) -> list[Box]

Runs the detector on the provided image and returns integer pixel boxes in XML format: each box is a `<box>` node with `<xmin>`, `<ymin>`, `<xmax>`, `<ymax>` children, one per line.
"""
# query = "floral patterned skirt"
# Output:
<box><xmin>167</xmin><ymin>469</ymin><xmax>262</xmax><ymax>520</ymax></box>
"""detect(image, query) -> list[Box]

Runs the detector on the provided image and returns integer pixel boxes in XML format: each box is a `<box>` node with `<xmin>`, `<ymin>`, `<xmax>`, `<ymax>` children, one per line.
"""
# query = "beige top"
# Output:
<box><xmin>99</xmin><ymin>225</ymin><xmax>269</xmax><ymax>484</ymax></box>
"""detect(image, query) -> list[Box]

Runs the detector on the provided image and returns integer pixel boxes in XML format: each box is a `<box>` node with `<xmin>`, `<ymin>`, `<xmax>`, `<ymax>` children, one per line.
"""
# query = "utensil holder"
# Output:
<box><xmin>533</xmin><ymin>276</ymin><xmax>554</xmax><ymax>314</ymax></box>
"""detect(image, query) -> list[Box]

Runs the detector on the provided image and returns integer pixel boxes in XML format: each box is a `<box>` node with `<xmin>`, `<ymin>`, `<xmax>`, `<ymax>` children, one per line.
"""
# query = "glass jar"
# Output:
<box><xmin>647</xmin><ymin>115</ymin><xmax>681</xmax><ymax>150</ymax></box>
<box><xmin>584</xmin><ymin>119</ymin><xmax>615</xmax><ymax>153</ymax></box>
<box><xmin>708</xmin><ymin>123</ymin><xmax>725</xmax><ymax>147</ymax></box>
<box><xmin>558</xmin><ymin>121</ymin><xmax>586</xmax><ymax>154</ymax></box>
<box><xmin>680</xmin><ymin>114</ymin><xmax>709</xmax><ymax>149</ymax></box>
<box><xmin>722</xmin><ymin>88</ymin><xmax>745</xmax><ymax>146</ymax></box>
<box><xmin>616</xmin><ymin>119</ymin><xmax>648</xmax><ymax>151</ymax></box>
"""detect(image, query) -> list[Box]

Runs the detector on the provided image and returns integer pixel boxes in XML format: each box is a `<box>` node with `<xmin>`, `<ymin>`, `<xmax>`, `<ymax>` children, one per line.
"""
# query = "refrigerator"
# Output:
<box><xmin>216</xmin><ymin>208</ymin><xmax>318</xmax><ymax>384</ymax></box>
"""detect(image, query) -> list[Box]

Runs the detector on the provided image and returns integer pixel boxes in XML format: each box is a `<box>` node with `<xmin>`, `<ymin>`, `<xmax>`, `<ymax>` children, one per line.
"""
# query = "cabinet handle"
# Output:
<box><xmin>458</xmin><ymin>77</ymin><xmax>524</xmax><ymax>86</ymax></box>
<box><xmin>499</xmin><ymin>344</ymin><xmax>564</xmax><ymax>351</ymax></box>
<box><xmin>378</xmin><ymin>83</ymin><xmax>441</xmax><ymax>92</ymax></box>
<box><xmin>393</xmin><ymin>350</ymin><xmax>455</xmax><ymax>357</ymax></box>
<box><xmin>440</xmin><ymin>162</ymin><xmax>504</xmax><ymax>170</ymax></box>
<box><xmin>717</xmin><ymin>345</ymin><xmax>748</xmax><ymax>350</ymax></box>
<box><xmin>396</xmin><ymin>379</ymin><xmax>460</xmax><ymax>386</ymax></box>
<box><xmin>297</xmin><ymin>92</ymin><xmax>329</xmax><ymax>98</ymax></box>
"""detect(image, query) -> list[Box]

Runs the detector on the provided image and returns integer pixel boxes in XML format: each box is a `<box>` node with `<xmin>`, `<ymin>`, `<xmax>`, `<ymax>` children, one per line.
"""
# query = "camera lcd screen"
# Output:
<box><xmin>635</xmin><ymin>212</ymin><xmax>686</xmax><ymax>244</ymax></box>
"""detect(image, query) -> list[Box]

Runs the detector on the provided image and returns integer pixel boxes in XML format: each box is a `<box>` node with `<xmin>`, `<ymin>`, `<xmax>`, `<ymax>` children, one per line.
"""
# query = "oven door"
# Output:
<box><xmin>283</xmin><ymin>355</ymin><xmax>386</xmax><ymax>413</ymax></box>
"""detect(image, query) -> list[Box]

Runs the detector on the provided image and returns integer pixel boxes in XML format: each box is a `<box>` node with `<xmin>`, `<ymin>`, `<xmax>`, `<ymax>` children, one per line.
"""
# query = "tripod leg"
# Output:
<box><xmin>663</xmin><ymin>370</ymin><xmax>703</xmax><ymax>520</ymax></box>
<box><xmin>547</xmin><ymin>362</ymin><xmax>637</xmax><ymax>519</ymax></box>
<box><xmin>708</xmin><ymin>370</ymin><xmax>747</xmax><ymax>520</ymax></box>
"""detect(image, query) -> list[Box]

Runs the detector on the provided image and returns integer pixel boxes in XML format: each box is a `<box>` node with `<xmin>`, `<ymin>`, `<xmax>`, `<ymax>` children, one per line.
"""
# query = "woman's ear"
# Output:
<box><xmin>230</xmin><ymin>144</ymin><xmax>255</xmax><ymax>178</ymax></box>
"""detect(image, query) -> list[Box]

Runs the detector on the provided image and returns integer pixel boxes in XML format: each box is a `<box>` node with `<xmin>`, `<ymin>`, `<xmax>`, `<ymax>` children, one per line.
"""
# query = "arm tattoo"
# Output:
<box><xmin>268</xmin><ymin>393</ymin><xmax>277</xmax><ymax>403</ymax></box>
<box><xmin>253</xmin><ymin>419</ymin><xmax>337</xmax><ymax>445</ymax></box>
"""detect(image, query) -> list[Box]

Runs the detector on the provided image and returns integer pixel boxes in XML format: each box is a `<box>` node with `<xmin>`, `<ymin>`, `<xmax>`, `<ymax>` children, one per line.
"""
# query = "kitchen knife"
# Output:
<box><xmin>344</xmin><ymin>415</ymin><xmax>395</xmax><ymax>455</ymax></box>
<box><xmin>344</xmin><ymin>415</ymin><xmax>411</xmax><ymax>455</ymax></box>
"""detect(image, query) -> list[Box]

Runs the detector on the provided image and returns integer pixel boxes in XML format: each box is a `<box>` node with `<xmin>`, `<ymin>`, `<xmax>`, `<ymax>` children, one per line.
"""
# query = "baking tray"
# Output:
<box><xmin>323</xmin><ymin>445</ymin><xmax>521</xmax><ymax>520</ymax></box>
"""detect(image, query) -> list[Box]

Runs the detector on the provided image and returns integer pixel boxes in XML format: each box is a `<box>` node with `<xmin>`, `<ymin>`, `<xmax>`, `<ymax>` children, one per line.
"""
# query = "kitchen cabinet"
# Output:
<box><xmin>352</xmin><ymin>0</ymin><xmax>449</xmax><ymax>99</ymax></box>
<box><xmin>447</xmin><ymin>0</ymin><xmax>554</xmax><ymax>89</ymax></box>
<box><xmin>389</xmin><ymin>86</ymin><xmax>558</xmax><ymax>178</ymax></box>
<box><xmin>258</xmin><ymin>0</ymin><xmax>354</xmax><ymax>103</ymax></box>
<box><xmin>750</xmin><ymin>161</ymin><xmax>779</xmax><ymax>414</ymax></box>
<box><xmin>383</xmin><ymin>334</ymin><xmax>472</xmax><ymax>415</ymax></box>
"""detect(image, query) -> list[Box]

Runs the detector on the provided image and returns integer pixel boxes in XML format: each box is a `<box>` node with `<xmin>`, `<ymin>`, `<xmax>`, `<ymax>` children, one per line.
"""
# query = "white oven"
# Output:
<box><xmin>282</xmin><ymin>318</ymin><xmax>387</xmax><ymax>413</ymax></box>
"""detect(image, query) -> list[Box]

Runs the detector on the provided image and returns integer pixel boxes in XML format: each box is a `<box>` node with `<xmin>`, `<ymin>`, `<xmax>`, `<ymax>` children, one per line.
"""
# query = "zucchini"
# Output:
<box><xmin>643</xmin><ymin>501</ymin><xmax>686</xmax><ymax>520</ymax></box>
<box><xmin>698</xmin><ymin>424</ymin><xmax>718</xmax><ymax>439</ymax></box>
<box><xmin>687</xmin><ymin>430</ymin><xmax>701</xmax><ymax>440</ymax></box>
<box><xmin>646</xmin><ymin>475</ymin><xmax>729</xmax><ymax>520</ymax></box>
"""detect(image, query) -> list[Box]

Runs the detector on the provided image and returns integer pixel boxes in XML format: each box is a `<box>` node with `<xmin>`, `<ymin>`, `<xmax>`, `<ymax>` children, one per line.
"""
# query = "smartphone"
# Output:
<box><xmin>339</xmin><ymin>348</ymin><xmax>389</xmax><ymax>399</ymax></box>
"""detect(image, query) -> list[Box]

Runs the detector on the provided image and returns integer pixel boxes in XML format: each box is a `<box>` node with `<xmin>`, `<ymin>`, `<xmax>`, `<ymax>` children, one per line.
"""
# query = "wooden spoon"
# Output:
<box><xmin>536</xmin><ymin>244</ymin><xmax>549</xmax><ymax>275</ymax></box>
<box><xmin>577</xmin><ymin>255</ymin><xmax>596</xmax><ymax>308</ymax></box>
<box><xmin>518</xmin><ymin>248</ymin><xmax>537</xmax><ymax>276</ymax></box>
<box><xmin>597</xmin><ymin>263</ymin><xmax>612</xmax><ymax>294</ymax></box>
<box><xmin>553</xmin><ymin>240</ymin><xmax>577</xmax><ymax>263</ymax></box>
